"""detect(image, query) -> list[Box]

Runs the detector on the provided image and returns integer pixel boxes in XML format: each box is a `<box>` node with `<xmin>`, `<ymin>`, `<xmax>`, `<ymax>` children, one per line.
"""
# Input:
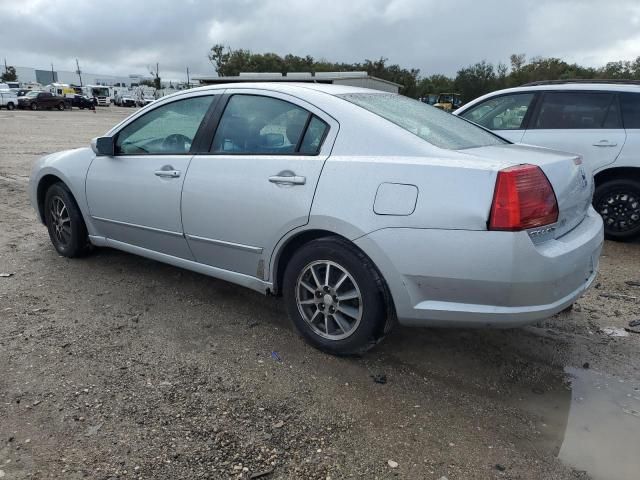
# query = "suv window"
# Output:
<box><xmin>212</xmin><ymin>95</ymin><xmax>316</xmax><ymax>154</ymax></box>
<box><xmin>620</xmin><ymin>92</ymin><xmax>640</xmax><ymax>129</ymax></box>
<box><xmin>116</xmin><ymin>96</ymin><xmax>214</xmax><ymax>155</ymax></box>
<box><xmin>533</xmin><ymin>92</ymin><xmax>620</xmax><ymax>129</ymax></box>
<box><xmin>460</xmin><ymin>93</ymin><xmax>535</xmax><ymax>130</ymax></box>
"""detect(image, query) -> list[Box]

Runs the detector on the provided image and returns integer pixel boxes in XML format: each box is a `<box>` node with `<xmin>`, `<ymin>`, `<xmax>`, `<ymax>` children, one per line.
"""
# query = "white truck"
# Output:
<box><xmin>82</xmin><ymin>85</ymin><xmax>110</xmax><ymax>106</ymax></box>
<box><xmin>45</xmin><ymin>83</ymin><xmax>76</xmax><ymax>99</ymax></box>
<box><xmin>0</xmin><ymin>89</ymin><xmax>17</xmax><ymax>110</ymax></box>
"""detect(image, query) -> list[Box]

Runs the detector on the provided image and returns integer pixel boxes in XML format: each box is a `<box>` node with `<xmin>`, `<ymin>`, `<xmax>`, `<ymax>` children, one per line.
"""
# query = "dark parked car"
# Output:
<box><xmin>71</xmin><ymin>94</ymin><xmax>96</xmax><ymax>110</ymax></box>
<box><xmin>18</xmin><ymin>91</ymin><xmax>67</xmax><ymax>111</ymax></box>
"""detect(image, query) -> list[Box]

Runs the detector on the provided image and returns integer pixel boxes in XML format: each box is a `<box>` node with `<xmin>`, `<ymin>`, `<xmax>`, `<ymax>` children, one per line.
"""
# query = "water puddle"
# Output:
<box><xmin>557</xmin><ymin>367</ymin><xmax>640</xmax><ymax>480</ymax></box>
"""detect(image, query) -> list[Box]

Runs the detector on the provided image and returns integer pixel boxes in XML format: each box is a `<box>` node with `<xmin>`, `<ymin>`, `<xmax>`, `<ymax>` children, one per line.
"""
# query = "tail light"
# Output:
<box><xmin>489</xmin><ymin>164</ymin><xmax>558</xmax><ymax>231</ymax></box>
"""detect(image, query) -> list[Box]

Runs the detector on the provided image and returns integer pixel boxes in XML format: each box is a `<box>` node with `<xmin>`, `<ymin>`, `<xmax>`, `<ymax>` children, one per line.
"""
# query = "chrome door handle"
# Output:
<box><xmin>154</xmin><ymin>169</ymin><xmax>181</xmax><ymax>178</ymax></box>
<box><xmin>592</xmin><ymin>140</ymin><xmax>617</xmax><ymax>147</ymax></box>
<box><xmin>268</xmin><ymin>175</ymin><xmax>306</xmax><ymax>185</ymax></box>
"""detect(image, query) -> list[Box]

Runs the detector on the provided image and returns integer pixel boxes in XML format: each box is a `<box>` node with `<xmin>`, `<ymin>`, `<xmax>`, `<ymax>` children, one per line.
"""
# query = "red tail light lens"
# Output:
<box><xmin>489</xmin><ymin>164</ymin><xmax>559</xmax><ymax>231</ymax></box>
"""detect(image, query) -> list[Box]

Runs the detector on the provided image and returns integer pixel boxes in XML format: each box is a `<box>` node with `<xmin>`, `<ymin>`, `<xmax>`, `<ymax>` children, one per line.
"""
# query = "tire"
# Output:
<box><xmin>282</xmin><ymin>236</ymin><xmax>391</xmax><ymax>355</ymax></box>
<box><xmin>57</xmin><ymin>102</ymin><xmax>65</xmax><ymax>111</ymax></box>
<box><xmin>7</xmin><ymin>102</ymin><xmax>15</xmax><ymax>111</ymax></box>
<box><xmin>594</xmin><ymin>178</ymin><xmax>640</xmax><ymax>241</ymax></box>
<box><xmin>30</xmin><ymin>102</ymin><xmax>37</xmax><ymax>111</ymax></box>
<box><xmin>44</xmin><ymin>183</ymin><xmax>91</xmax><ymax>257</ymax></box>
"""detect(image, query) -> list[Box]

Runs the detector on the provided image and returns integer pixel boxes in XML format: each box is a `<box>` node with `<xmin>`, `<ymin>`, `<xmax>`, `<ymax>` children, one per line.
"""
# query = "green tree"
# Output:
<box><xmin>1</xmin><ymin>65</ymin><xmax>17</xmax><ymax>82</ymax></box>
<box><xmin>454</xmin><ymin>61</ymin><xmax>497</xmax><ymax>102</ymax></box>
<box><xmin>207</xmin><ymin>45</ymin><xmax>640</xmax><ymax>102</ymax></box>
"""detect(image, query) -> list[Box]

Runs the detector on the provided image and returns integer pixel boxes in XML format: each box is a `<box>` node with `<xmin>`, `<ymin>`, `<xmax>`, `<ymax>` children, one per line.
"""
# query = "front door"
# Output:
<box><xmin>522</xmin><ymin>91</ymin><xmax>626</xmax><ymax>173</ymax></box>
<box><xmin>86</xmin><ymin>94</ymin><xmax>217</xmax><ymax>258</ymax></box>
<box><xmin>181</xmin><ymin>91</ymin><xmax>336</xmax><ymax>278</ymax></box>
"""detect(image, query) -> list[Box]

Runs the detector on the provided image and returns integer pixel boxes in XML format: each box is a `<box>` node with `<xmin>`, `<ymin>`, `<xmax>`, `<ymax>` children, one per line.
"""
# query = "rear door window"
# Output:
<box><xmin>460</xmin><ymin>93</ymin><xmax>536</xmax><ymax>130</ymax></box>
<box><xmin>532</xmin><ymin>92</ymin><xmax>620</xmax><ymax>129</ymax></box>
<box><xmin>620</xmin><ymin>92</ymin><xmax>640</xmax><ymax>129</ymax></box>
<box><xmin>211</xmin><ymin>95</ymin><xmax>321</xmax><ymax>155</ymax></box>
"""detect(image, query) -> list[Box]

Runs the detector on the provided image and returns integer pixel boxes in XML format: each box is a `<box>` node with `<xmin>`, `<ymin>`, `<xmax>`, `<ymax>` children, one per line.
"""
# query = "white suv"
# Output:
<box><xmin>455</xmin><ymin>81</ymin><xmax>640</xmax><ymax>240</ymax></box>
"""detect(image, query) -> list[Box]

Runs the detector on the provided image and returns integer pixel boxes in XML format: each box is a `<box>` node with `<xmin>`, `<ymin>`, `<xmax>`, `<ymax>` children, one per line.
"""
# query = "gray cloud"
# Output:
<box><xmin>1</xmin><ymin>0</ymin><xmax>639</xmax><ymax>81</ymax></box>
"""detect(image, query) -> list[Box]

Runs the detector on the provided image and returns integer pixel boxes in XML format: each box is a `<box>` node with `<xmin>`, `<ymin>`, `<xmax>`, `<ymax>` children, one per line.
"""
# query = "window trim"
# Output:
<box><xmin>461</xmin><ymin>91</ymin><xmax>540</xmax><ymax>131</ymax></box>
<box><xmin>113</xmin><ymin>94</ymin><xmax>220</xmax><ymax>157</ymax></box>
<box><xmin>204</xmin><ymin>93</ymin><xmax>330</xmax><ymax>157</ymax></box>
<box><xmin>528</xmin><ymin>90</ymin><xmax>622</xmax><ymax>130</ymax></box>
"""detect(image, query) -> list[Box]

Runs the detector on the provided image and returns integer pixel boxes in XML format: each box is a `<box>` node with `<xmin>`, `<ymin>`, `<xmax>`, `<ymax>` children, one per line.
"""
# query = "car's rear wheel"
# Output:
<box><xmin>7</xmin><ymin>102</ymin><xmax>15</xmax><ymax>111</ymax></box>
<box><xmin>283</xmin><ymin>236</ymin><xmax>390</xmax><ymax>355</ymax></box>
<box><xmin>57</xmin><ymin>102</ymin><xmax>65</xmax><ymax>111</ymax></box>
<box><xmin>44</xmin><ymin>183</ymin><xmax>91</xmax><ymax>257</ymax></box>
<box><xmin>30</xmin><ymin>102</ymin><xmax>37</xmax><ymax>110</ymax></box>
<box><xmin>594</xmin><ymin>179</ymin><xmax>640</xmax><ymax>241</ymax></box>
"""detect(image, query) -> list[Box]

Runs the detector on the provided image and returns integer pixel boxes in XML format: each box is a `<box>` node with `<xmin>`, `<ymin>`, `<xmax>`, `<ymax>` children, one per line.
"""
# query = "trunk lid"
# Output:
<box><xmin>462</xmin><ymin>144</ymin><xmax>594</xmax><ymax>239</ymax></box>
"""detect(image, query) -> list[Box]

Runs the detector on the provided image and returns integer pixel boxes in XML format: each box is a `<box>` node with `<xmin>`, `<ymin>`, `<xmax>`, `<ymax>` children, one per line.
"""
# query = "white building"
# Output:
<box><xmin>13</xmin><ymin>66</ymin><xmax>149</xmax><ymax>87</ymax></box>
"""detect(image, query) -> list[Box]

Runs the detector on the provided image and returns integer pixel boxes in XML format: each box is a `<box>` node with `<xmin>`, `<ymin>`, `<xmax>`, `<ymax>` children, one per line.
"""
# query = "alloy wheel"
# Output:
<box><xmin>597</xmin><ymin>191</ymin><xmax>640</xmax><ymax>233</ymax></box>
<box><xmin>49</xmin><ymin>196</ymin><xmax>72</xmax><ymax>246</ymax></box>
<box><xmin>295</xmin><ymin>260</ymin><xmax>363</xmax><ymax>340</ymax></box>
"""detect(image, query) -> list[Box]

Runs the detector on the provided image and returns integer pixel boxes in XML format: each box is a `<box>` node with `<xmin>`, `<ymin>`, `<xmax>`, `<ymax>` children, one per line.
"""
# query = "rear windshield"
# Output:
<box><xmin>338</xmin><ymin>93</ymin><xmax>507</xmax><ymax>150</ymax></box>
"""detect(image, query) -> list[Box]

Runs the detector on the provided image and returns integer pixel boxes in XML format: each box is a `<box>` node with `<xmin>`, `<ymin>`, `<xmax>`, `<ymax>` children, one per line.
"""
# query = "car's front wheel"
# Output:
<box><xmin>594</xmin><ymin>178</ymin><xmax>640</xmax><ymax>241</ymax></box>
<box><xmin>283</xmin><ymin>237</ymin><xmax>390</xmax><ymax>355</ymax></box>
<box><xmin>7</xmin><ymin>102</ymin><xmax>15</xmax><ymax>111</ymax></box>
<box><xmin>44</xmin><ymin>183</ymin><xmax>91</xmax><ymax>257</ymax></box>
<box><xmin>30</xmin><ymin>102</ymin><xmax>37</xmax><ymax>110</ymax></box>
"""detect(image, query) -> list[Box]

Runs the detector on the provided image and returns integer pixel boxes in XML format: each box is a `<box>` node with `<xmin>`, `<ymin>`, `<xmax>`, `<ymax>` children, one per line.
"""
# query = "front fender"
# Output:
<box><xmin>29</xmin><ymin>148</ymin><xmax>98</xmax><ymax>234</ymax></box>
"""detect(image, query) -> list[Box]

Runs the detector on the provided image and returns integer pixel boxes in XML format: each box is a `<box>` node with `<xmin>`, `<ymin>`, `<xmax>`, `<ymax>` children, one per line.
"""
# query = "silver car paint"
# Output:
<box><xmin>181</xmin><ymin>88</ymin><xmax>340</xmax><ymax>279</ymax></box>
<box><xmin>29</xmin><ymin>82</ymin><xmax>604</xmax><ymax>328</ymax></box>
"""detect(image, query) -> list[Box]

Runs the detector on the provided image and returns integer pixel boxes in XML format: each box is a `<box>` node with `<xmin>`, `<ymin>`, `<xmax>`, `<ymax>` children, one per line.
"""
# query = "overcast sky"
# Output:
<box><xmin>1</xmin><ymin>0</ymin><xmax>639</xmax><ymax>82</ymax></box>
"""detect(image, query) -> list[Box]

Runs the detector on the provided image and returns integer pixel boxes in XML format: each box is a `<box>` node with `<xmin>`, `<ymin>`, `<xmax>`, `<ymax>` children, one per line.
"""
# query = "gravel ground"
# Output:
<box><xmin>1</xmin><ymin>107</ymin><xmax>639</xmax><ymax>480</ymax></box>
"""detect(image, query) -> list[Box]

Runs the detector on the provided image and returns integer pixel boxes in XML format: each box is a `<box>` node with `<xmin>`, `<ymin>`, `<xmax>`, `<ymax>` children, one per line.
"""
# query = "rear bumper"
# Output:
<box><xmin>355</xmin><ymin>207</ymin><xmax>604</xmax><ymax>327</ymax></box>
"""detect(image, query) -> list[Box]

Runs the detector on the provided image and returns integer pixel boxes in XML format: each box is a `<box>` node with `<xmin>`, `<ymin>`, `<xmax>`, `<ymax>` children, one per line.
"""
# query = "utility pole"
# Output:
<box><xmin>3</xmin><ymin>58</ymin><xmax>7</xmax><ymax>76</ymax></box>
<box><xmin>186</xmin><ymin>66</ymin><xmax>190</xmax><ymax>88</ymax></box>
<box><xmin>75</xmin><ymin>58</ymin><xmax>83</xmax><ymax>86</ymax></box>
<box><xmin>51</xmin><ymin>63</ymin><xmax>55</xmax><ymax>83</ymax></box>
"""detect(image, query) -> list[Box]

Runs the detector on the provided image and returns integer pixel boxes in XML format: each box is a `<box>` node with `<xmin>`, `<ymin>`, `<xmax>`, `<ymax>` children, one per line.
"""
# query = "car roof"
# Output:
<box><xmin>182</xmin><ymin>82</ymin><xmax>383</xmax><ymax>97</ymax></box>
<box><xmin>492</xmin><ymin>83</ymin><xmax>640</xmax><ymax>94</ymax></box>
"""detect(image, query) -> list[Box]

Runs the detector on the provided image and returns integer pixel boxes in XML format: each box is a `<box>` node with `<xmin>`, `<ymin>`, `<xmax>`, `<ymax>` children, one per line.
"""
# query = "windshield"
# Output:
<box><xmin>339</xmin><ymin>93</ymin><xmax>506</xmax><ymax>150</ymax></box>
<box><xmin>92</xmin><ymin>87</ymin><xmax>109</xmax><ymax>96</ymax></box>
<box><xmin>26</xmin><ymin>91</ymin><xmax>39</xmax><ymax>97</ymax></box>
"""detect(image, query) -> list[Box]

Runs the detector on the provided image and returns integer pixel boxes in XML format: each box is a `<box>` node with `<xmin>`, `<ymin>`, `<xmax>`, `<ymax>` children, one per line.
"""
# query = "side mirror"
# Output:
<box><xmin>91</xmin><ymin>136</ymin><xmax>115</xmax><ymax>156</ymax></box>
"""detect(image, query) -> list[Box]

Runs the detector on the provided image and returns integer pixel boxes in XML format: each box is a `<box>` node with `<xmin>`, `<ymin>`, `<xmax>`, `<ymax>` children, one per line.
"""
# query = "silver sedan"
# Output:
<box><xmin>29</xmin><ymin>83</ymin><xmax>604</xmax><ymax>354</ymax></box>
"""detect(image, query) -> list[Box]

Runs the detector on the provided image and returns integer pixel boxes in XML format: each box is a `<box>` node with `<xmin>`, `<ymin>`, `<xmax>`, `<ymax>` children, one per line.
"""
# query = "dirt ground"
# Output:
<box><xmin>1</xmin><ymin>107</ymin><xmax>639</xmax><ymax>480</ymax></box>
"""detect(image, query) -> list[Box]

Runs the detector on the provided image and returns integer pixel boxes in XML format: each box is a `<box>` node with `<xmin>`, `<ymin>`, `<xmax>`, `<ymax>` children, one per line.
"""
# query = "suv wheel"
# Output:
<box><xmin>283</xmin><ymin>237</ymin><xmax>391</xmax><ymax>355</ymax></box>
<box><xmin>594</xmin><ymin>178</ymin><xmax>640</xmax><ymax>241</ymax></box>
<box><xmin>30</xmin><ymin>102</ymin><xmax>37</xmax><ymax>110</ymax></box>
<box><xmin>7</xmin><ymin>102</ymin><xmax>15</xmax><ymax>111</ymax></box>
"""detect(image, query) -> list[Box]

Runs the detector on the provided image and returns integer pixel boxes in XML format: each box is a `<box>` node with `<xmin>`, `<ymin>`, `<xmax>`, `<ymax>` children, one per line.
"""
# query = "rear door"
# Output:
<box><xmin>181</xmin><ymin>90</ymin><xmax>337</xmax><ymax>279</ymax></box>
<box><xmin>457</xmin><ymin>92</ymin><xmax>538</xmax><ymax>143</ymax></box>
<box><xmin>521</xmin><ymin>91</ymin><xmax>626</xmax><ymax>173</ymax></box>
